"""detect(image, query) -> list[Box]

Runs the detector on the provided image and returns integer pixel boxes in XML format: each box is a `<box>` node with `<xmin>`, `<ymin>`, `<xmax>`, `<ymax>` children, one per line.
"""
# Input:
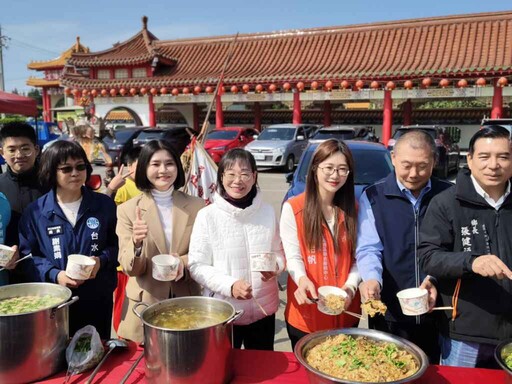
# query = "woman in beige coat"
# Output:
<box><xmin>116</xmin><ymin>139</ymin><xmax>204</xmax><ymax>342</ymax></box>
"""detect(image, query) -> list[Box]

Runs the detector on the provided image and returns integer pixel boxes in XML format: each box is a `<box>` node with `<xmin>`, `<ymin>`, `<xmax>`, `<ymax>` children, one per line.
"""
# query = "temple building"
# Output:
<box><xmin>28</xmin><ymin>11</ymin><xmax>512</xmax><ymax>146</ymax></box>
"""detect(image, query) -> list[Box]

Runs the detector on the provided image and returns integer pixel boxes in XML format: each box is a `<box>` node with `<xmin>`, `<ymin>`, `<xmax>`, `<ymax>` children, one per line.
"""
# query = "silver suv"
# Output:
<box><xmin>245</xmin><ymin>124</ymin><xmax>317</xmax><ymax>172</ymax></box>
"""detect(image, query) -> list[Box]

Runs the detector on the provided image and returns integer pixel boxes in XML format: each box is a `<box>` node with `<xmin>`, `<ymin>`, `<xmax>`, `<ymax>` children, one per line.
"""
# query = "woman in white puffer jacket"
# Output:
<box><xmin>188</xmin><ymin>148</ymin><xmax>285</xmax><ymax>351</ymax></box>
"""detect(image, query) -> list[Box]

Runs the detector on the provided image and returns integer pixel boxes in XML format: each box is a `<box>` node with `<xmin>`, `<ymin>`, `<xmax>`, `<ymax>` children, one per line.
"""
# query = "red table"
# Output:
<box><xmin>42</xmin><ymin>343</ymin><xmax>505</xmax><ymax>383</ymax></box>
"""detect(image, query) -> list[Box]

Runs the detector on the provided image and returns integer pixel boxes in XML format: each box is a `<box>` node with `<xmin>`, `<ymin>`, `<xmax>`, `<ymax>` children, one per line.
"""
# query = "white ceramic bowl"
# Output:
<box><xmin>317</xmin><ymin>286</ymin><xmax>347</xmax><ymax>315</ymax></box>
<box><xmin>0</xmin><ymin>244</ymin><xmax>16</xmax><ymax>267</ymax></box>
<box><xmin>65</xmin><ymin>254</ymin><xmax>96</xmax><ymax>280</ymax></box>
<box><xmin>152</xmin><ymin>254</ymin><xmax>180</xmax><ymax>281</ymax></box>
<box><xmin>250</xmin><ymin>252</ymin><xmax>277</xmax><ymax>272</ymax></box>
<box><xmin>396</xmin><ymin>287</ymin><xmax>429</xmax><ymax>316</ymax></box>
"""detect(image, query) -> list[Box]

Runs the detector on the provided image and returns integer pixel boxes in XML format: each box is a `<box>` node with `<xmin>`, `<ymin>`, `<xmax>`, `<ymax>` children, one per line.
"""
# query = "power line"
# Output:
<box><xmin>8</xmin><ymin>38</ymin><xmax>60</xmax><ymax>56</ymax></box>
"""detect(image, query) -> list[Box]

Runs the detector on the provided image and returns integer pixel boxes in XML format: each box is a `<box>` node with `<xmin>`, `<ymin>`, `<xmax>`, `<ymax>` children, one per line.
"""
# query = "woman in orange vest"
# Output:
<box><xmin>280</xmin><ymin>139</ymin><xmax>361</xmax><ymax>349</ymax></box>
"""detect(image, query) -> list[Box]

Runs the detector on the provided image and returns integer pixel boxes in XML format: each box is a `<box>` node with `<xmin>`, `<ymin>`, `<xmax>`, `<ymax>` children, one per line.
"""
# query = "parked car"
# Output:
<box><xmin>387</xmin><ymin>125</ymin><xmax>460</xmax><ymax>178</ymax></box>
<box><xmin>245</xmin><ymin>124</ymin><xmax>318</xmax><ymax>172</ymax></box>
<box><xmin>309</xmin><ymin>125</ymin><xmax>379</xmax><ymax>143</ymax></box>
<box><xmin>481</xmin><ymin>117</ymin><xmax>512</xmax><ymax>134</ymax></box>
<box><xmin>284</xmin><ymin>141</ymin><xmax>394</xmax><ymax>202</ymax></box>
<box><xmin>204</xmin><ymin>127</ymin><xmax>259</xmax><ymax>163</ymax></box>
<box><xmin>132</xmin><ymin>125</ymin><xmax>198</xmax><ymax>155</ymax></box>
<box><xmin>103</xmin><ymin>126</ymin><xmax>146</xmax><ymax>166</ymax></box>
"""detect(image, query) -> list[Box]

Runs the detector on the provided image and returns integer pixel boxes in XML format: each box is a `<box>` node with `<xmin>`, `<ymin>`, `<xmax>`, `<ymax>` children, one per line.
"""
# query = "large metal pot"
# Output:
<box><xmin>495</xmin><ymin>339</ymin><xmax>512</xmax><ymax>384</ymax></box>
<box><xmin>133</xmin><ymin>296</ymin><xmax>243</xmax><ymax>384</ymax></box>
<box><xmin>294</xmin><ymin>328</ymin><xmax>429</xmax><ymax>384</ymax></box>
<box><xmin>0</xmin><ymin>283</ymin><xmax>78</xmax><ymax>384</ymax></box>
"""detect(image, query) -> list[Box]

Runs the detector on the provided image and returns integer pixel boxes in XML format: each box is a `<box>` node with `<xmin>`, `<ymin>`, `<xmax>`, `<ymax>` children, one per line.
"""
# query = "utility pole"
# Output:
<box><xmin>0</xmin><ymin>24</ymin><xmax>7</xmax><ymax>91</ymax></box>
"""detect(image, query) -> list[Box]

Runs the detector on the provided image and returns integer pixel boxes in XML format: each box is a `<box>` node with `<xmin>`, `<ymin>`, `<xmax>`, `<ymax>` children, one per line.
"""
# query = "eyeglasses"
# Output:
<box><xmin>57</xmin><ymin>164</ymin><xmax>88</xmax><ymax>174</ymax></box>
<box><xmin>3</xmin><ymin>146</ymin><xmax>34</xmax><ymax>158</ymax></box>
<box><xmin>223</xmin><ymin>172</ymin><xmax>253</xmax><ymax>182</ymax></box>
<box><xmin>318</xmin><ymin>166</ymin><xmax>350</xmax><ymax>177</ymax></box>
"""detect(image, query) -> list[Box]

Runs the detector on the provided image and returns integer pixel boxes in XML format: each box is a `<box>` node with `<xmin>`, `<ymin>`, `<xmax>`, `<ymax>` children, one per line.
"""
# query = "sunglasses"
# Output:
<box><xmin>57</xmin><ymin>164</ymin><xmax>88</xmax><ymax>174</ymax></box>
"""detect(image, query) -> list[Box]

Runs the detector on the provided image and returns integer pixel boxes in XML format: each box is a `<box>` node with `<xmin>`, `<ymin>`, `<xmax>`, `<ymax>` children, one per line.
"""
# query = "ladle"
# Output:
<box><xmin>119</xmin><ymin>343</ymin><xmax>144</xmax><ymax>384</ymax></box>
<box><xmin>85</xmin><ymin>338</ymin><xmax>128</xmax><ymax>384</ymax></box>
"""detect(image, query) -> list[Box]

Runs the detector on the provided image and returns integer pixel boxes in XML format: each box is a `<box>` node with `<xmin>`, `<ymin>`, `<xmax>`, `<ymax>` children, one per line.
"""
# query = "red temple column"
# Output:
<box><xmin>292</xmin><ymin>90</ymin><xmax>302</xmax><ymax>124</ymax></box>
<box><xmin>491</xmin><ymin>82</ymin><xmax>503</xmax><ymax>119</ymax></box>
<box><xmin>253</xmin><ymin>102</ymin><xmax>262</xmax><ymax>131</ymax></box>
<box><xmin>193</xmin><ymin>103</ymin><xmax>200</xmax><ymax>133</ymax></box>
<box><xmin>148</xmin><ymin>94</ymin><xmax>156</xmax><ymax>127</ymax></box>
<box><xmin>42</xmin><ymin>88</ymin><xmax>52</xmax><ymax>122</ymax></box>
<box><xmin>323</xmin><ymin>100</ymin><xmax>332</xmax><ymax>127</ymax></box>
<box><xmin>402</xmin><ymin>99</ymin><xmax>412</xmax><ymax>126</ymax></box>
<box><xmin>382</xmin><ymin>90</ymin><xmax>393</xmax><ymax>146</ymax></box>
<box><xmin>215</xmin><ymin>94</ymin><xmax>224</xmax><ymax>128</ymax></box>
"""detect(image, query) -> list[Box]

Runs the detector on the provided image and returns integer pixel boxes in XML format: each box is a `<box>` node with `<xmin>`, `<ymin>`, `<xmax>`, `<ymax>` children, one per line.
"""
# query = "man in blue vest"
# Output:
<box><xmin>356</xmin><ymin>129</ymin><xmax>452</xmax><ymax>363</ymax></box>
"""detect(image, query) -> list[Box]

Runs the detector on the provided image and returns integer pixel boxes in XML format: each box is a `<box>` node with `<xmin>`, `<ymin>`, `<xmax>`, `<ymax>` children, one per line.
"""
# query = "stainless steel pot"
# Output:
<box><xmin>0</xmin><ymin>283</ymin><xmax>78</xmax><ymax>384</ymax></box>
<box><xmin>294</xmin><ymin>328</ymin><xmax>429</xmax><ymax>384</ymax></box>
<box><xmin>133</xmin><ymin>296</ymin><xmax>243</xmax><ymax>384</ymax></box>
<box><xmin>495</xmin><ymin>339</ymin><xmax>512</xmax><ymax>384</ymax></box>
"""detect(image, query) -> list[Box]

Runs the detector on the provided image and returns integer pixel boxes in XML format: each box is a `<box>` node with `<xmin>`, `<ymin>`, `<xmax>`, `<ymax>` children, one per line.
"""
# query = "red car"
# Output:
<box><xmin>204</xmin><ymin>127</ymin><xmax>259</xmax><ymax>163</ymax></box>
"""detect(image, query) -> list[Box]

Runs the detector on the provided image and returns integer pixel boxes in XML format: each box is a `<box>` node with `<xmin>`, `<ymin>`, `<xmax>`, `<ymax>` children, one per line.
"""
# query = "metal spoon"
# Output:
<box><xmin>85</xmin><ymin>338</ymin><xmax>129</xmax><ymax>384</ymax></box>
<box><xmin>0</xmin><ymin>254</ymin><xmax>32</xmax><ymax>272</ymax></box>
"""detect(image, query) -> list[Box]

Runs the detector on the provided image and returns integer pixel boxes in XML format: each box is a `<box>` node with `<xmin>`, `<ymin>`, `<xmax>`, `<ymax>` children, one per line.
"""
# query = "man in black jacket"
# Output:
<box><xmin>0</xmin><ymin>122</ymin><xmax>45</xmax><ymax>246</ymax></box>
<box><xmin>419</xmin><ymin>126</ymin><xmax>512</xmax><ymax>368</ymax></box>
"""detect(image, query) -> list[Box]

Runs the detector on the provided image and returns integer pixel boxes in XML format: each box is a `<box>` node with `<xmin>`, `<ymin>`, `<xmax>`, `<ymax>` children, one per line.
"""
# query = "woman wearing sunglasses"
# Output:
<box><xmin>188</xmin><ymin>148</ymin><xmax>285</xmax><ymax>351</ymax></box>
<box><xmin>18</xmin><ymin>141</ymin><xmax>118</xmax><ymax>339</ymax></box>
<box><xmin>280</xmin><ymin>139</ymin><xmax>361</xmax><ymax>350</ymax></box>
<box><xmin>116</xmin><ymin>140</ymin><xmax>205</xmax><ymax>343</ymax></box>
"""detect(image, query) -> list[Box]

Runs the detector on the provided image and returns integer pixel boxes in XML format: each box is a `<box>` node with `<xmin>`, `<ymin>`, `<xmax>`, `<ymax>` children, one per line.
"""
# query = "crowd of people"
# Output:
<box><xmin>0</xmin><ymin>120</ymin><xmax>511</xmax><ymax>369</ymax></box>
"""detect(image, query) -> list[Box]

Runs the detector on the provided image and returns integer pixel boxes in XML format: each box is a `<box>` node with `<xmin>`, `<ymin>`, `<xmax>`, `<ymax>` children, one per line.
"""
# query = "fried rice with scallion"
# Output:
<box><xmin>305</xmin><ymin>334</ymin><xmax>418</xmax><ymax>382</ymax></box>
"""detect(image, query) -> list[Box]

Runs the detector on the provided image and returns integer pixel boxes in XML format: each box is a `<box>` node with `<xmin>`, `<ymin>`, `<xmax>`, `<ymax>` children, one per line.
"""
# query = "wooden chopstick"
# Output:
<box><xmin>253</xmin><ymin>297</ymin><xmax>268</xmax><ymax>316</ymax></box>
<box><xmin>343</xmin><ymin>310</ymin><xmax>364</xmax><ymax>320</ymax></box>
<box><xmin>432</xmin><ymin>306</ymin><xmax>454</xmax><ymax>311</ymax></box>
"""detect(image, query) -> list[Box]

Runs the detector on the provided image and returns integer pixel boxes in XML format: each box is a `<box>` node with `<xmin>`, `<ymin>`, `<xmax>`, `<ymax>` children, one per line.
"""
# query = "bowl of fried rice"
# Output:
<box><xmin>294</xmin><ymin>328</ymin><xmax>428</xmax><ymax>383</ymax></box>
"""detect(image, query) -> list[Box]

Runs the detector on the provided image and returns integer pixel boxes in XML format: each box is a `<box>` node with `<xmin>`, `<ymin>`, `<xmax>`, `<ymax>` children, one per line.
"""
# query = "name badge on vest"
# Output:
<box><xmin>47</xmin><ymin>225</ymin><xmax>63</xmax><ymax>236</ymax></box>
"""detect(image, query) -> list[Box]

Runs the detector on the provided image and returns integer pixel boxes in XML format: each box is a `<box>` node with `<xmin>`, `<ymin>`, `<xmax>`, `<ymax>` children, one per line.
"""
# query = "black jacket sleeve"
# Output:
<box><xmin>418</xmin><ymin>194</ymin><xmax>477</xmax><ymax>279</ymax></box>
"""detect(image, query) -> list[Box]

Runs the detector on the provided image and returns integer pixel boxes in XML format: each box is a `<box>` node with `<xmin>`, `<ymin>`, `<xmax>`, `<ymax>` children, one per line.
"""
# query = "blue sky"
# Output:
<box><xmin>1</xmin><ymin>0</ymin><xmax>510</xmax><ymax>93</ymax></box>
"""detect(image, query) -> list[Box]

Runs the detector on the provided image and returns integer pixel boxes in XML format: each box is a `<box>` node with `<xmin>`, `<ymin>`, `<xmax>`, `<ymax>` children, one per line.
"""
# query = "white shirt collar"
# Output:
<box><xmin>470</xmin><ymin>175</ymin><xmax>510</xmax><ymax>210</ymax></box>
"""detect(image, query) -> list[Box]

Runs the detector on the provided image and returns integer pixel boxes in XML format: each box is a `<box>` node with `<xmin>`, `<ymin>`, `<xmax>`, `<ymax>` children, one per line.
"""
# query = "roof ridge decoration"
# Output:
<box><xmin>27</xmin><ymin>36</ymin><xmax>90</xmax><ymax>70</ymax></box>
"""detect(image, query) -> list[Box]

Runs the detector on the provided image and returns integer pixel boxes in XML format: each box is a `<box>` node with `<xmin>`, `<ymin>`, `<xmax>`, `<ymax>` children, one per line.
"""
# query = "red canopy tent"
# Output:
<box><xmin>0</xmin><ymin>90</ymin><xmax>38</xmax><ymax>116</ymax></box>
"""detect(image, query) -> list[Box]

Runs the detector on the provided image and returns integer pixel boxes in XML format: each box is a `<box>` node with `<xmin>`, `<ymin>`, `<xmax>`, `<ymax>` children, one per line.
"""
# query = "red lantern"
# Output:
<box><xmin>268</xmin><ymin>84</ymin><xmax>277</xmax><ymax>93</ymax></box>
<box><xmin>404</xmin><ymin>80</ymin><xmax>413</xmax><ymax>89</ymax></box>
<box><xmin>439</xmin><ymin>79</ymin><xmax>450</xmax><ymax>88</ymax></box>
<box><xmin>340</xmin><ymin>80</ymin><xmax>349</xmax><ymax>90</ymax></box>
<box><xmin>231</xmin><ymin>85</ymin><xmax>239</xmax><ymax>94</ymax></box>
<box><xmin>498</xmin><ymin>77</ymin><xmax>509</xmax><ymax>87</ymax></box>
<box><xmin>355</xmin><ymin>80</ymin><xmax>364</xmax><ymax>90</ymax></box>
<box><xmin>150</xmin><ymin>88</ymin><xmax>158</xmax><ymax>96</ymax></box>
<box><xmin>283</xmin><ymin>82</ymin><xmax>291</xmax><ymax>91</ymax></box>
<box><xmin>119</xmin><ymin>88</ymin><xmax>127</xmax><ymax>96</ymax></box>
<box><xmin>311</xmin><ymin>81</ymin><xmax>319</xmax><ymax>90</ymax></box>
<box><xmin>255</xmin><ymin>84</ymin><xmax>264</xmax><ymax>93</ymax></box>
<box><xmin>193</xmin><ymin>86</ymin><xmax>201</xmax><ymax>95</ymax></box>
<box><xmin>476</xmin><ymin>78</ymin><xmax>486</xmax><ymax>87</ymax></box>
<box><xmin>72</xmin><ymin>89</ymin><xmax>79</xmax><ymax>97</ymax></box>
<box><xmin>370</xmin><ymin>81</ymin><xmax>380</xmax><ymax>90</ymax></box>
<box><xmin>296</xmin><ymin>82</ymin><xmax>305</xmax><ymax>91</ymax></box>
<box><xmin>82</xmin><ymin>89</ymin><xmax>89</xmax><ymax>96</ymax></box>
<box><xmin>325</xmin><ymin>80</ymin><xmax>333</xmax><ymax>90</ymax></box>
<box><xmin>205</xmin><ymin>86</ymin><xmax>214</xmax><ymax>94</ymax></box>
<box><xmin>181</xmin><ymin>87</ymin><xmax>189</xmax><ymax>95</ymax></box>
<box><xmin>110</xmin><ymin>89</ymin><xmax>118</xmax><ymax>97</ymax></box>
<box><xmin>90</xmin><ymin>89</ymin><xmax>98</xmax><ymax>97</ymax></box>
<box><xmin>171</xmin><ymin>88</ymin><xmax>179</xmax><ymax>96</ymax></box>
<box><xmin>242</xmin><ymin>84</ymin><xmax>250</xmax><ymax>93</ymax></box>
<box><xmin>140</xmin><ymin>87</ymin><xmax>148</xmax><ymax>95</ymax></box>
<box><xmin>129</xmin><ymin>88</ymin><xmax>137</xmax><ymax>96</ymax></box>
<box><xmin>386</xmin><ymin>81</ymin><xmax>396</xmax><ymax>90</ymax></box>
<box><xmin>457</xmin><ymin>79</ymin><xmax>468</xmax><ymax>88</ymax></box>
<box><xmin>422</xmin><ymin>78</ymin><xmax>432</xmax><ymax>88</ymax></box>
<box><xmin>64</xmin><ymin>87</ymin><xmax>72</xmax><ymax>96</ymax></box>
<box><xmin>101</xmin><ymin>89</ymin><xmax>108</xmax><ymax>97</ymax></box>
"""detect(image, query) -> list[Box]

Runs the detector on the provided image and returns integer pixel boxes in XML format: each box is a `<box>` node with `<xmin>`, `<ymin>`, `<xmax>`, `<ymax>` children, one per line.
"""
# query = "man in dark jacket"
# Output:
<box><xmin>356</xmin><ymin>129</ymin><xmax>452</xmax><ymax>363</ymax></box>
<box><xmin>0</xmin><ymin>122</ymin><xmax>45</xmax><ymax>246</ymax></box>
<box><xmin>419</xmin><ymin>126</ymin><xmax>512</xmax><ymax>368</ymax></box>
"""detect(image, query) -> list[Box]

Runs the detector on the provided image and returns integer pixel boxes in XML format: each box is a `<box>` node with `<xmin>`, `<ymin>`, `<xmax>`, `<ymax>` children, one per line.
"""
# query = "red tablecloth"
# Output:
<box><xmin>42</xmin><ymin>343</ymin><xmax>505</xmax><ymax>384</ymax></box>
